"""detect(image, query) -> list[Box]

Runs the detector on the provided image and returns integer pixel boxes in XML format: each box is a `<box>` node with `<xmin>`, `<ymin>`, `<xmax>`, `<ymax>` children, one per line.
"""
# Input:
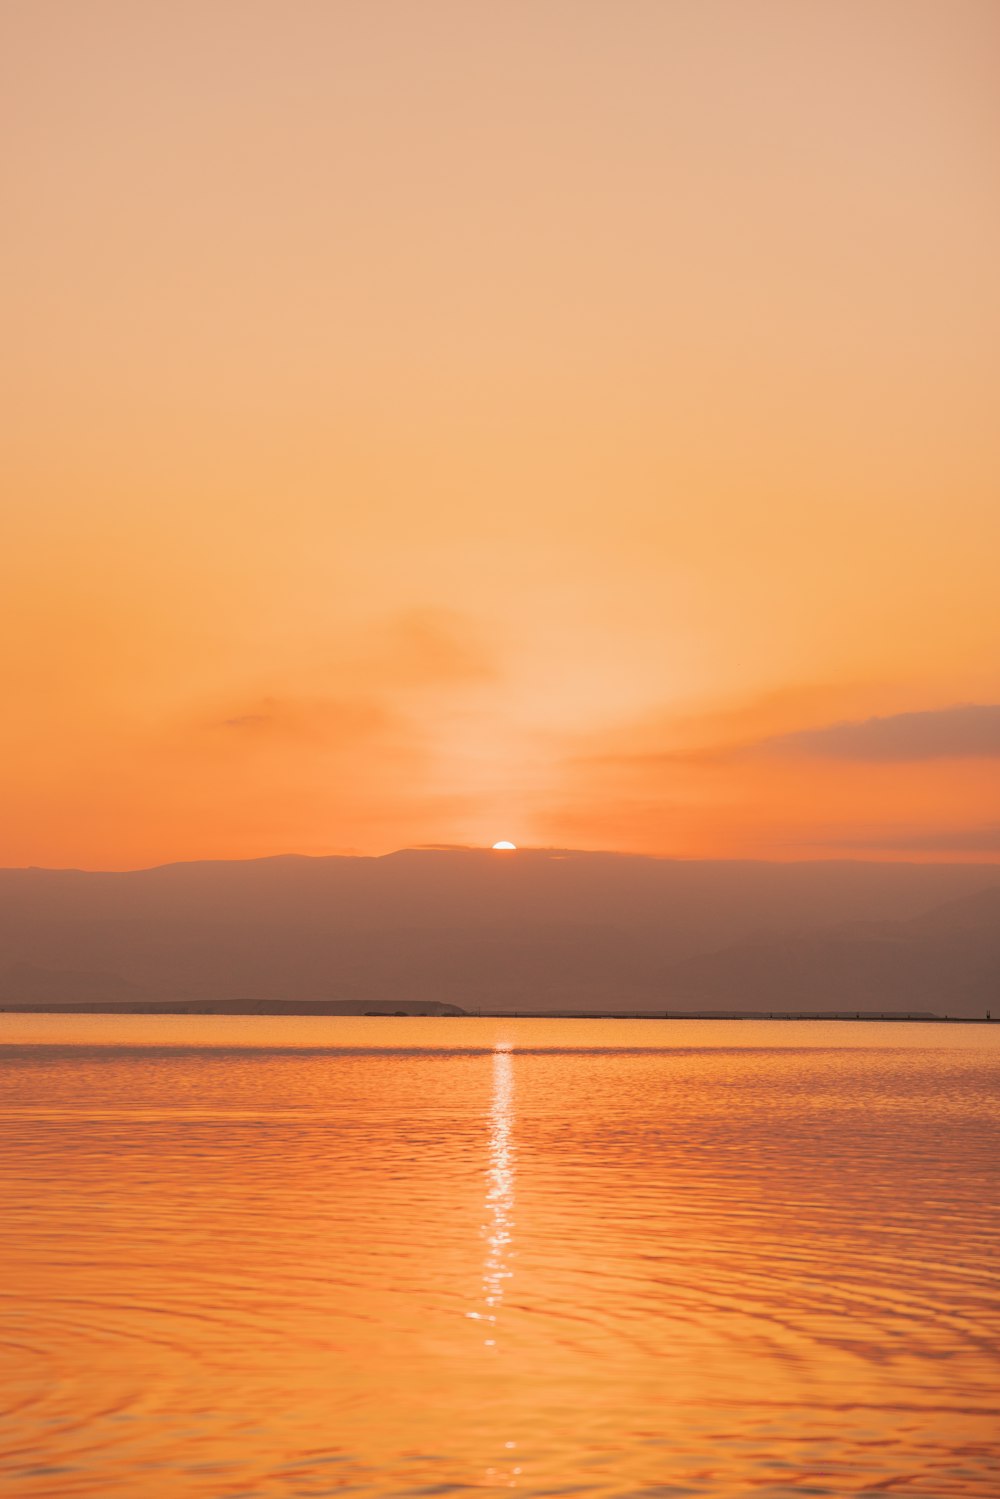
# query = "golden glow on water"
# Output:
<box><xmin>482</xmin><ymin>1046</ymin><xmax>515</xmax><ymax>1345</ymax></box>
<box><xmin>0</xmin><ymin>1018</ymin><xmax>998</xmax><ymax>1496</ymax></box>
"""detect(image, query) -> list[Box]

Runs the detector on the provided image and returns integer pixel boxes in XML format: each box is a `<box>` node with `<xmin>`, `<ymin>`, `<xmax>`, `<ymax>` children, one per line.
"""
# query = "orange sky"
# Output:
<box><xmin>3</xmin><ymin>0</ymin><xmax>999</xmax><ymax>869</ymax></box>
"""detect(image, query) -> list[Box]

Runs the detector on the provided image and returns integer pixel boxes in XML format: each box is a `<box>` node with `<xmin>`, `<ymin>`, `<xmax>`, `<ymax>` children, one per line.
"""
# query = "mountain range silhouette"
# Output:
<box><xmin>0</xmin><ymin>850</ymin><xmax>996</xmax><ymax>1015</ymax></box>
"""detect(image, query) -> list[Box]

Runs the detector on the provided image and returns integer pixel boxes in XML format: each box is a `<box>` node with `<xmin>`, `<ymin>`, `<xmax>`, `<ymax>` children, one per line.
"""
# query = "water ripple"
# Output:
<box><xmin>0</xmin><ymin>1018</ymin><xmax>997</xmax><ymax>1497</ymax></box>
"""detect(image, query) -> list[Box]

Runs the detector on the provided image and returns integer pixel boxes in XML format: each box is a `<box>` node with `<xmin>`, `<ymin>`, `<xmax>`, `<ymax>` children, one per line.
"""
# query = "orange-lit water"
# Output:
<box><xmin>1</xmin><ymin>1018</ymin><xmax>998</xmax><ymax>1497</ymax></box>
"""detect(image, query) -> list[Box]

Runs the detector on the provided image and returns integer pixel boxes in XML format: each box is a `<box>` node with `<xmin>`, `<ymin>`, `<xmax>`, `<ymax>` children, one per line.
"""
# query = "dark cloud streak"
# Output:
<box><xmin>750</xmin><ymin>703</ymin><xmax>1000</xmax><ymax>762</ymax></box>
<box><xmin>830</xmin><ymin>825</ymin><xmax>1000</xmax><ymax>853</ymax></box>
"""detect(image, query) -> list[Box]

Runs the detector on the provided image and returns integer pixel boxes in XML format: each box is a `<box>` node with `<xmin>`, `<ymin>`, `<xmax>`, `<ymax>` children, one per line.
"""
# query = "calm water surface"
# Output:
<box><xmin>1</xmin><ymin>1018</ymin><xmax>997</xmax><ymax>1497</ymax></box>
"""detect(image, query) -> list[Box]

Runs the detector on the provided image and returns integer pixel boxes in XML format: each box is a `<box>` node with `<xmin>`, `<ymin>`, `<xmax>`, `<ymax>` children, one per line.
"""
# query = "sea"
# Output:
<box><xmin>0</xmin><ymin>1016</ymin><xmax>997</xmax><ymax>1497</ymax></box>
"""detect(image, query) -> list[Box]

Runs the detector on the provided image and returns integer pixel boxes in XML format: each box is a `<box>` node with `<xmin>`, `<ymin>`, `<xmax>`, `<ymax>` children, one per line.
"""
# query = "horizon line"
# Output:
<box><xmin>3</xmin><ymin>846</ymin><xmax>1000</xmax><ymax>877</ymax></box>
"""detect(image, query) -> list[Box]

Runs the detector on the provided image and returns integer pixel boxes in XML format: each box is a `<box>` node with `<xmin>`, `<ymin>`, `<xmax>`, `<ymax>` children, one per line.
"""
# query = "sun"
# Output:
<box><xmin>491</xmin><ymin>840</ymin><xmax>517</xmax><ymax>850</ymax></box>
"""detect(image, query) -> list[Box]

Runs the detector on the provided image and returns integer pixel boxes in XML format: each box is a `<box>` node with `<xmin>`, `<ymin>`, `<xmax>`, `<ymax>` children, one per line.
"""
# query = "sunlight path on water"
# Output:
<box><xmin>483</xmin><ymin>1046</ymin><xmax>515</xmax><ymax>1340</ymax></box>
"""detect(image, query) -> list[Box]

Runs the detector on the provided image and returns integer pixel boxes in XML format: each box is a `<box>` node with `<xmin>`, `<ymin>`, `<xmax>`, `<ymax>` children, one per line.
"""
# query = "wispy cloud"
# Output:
<box><xmin>537</xmin><ymin>690</ymin><xmax>1000</xmax><ymax>860</ymax></box>
<box><xmin>748</xmin><ymin>704</ymin><xmax>1000</xmax><ymax>762</ymax></box>
<box><xmin>211</xmin><ymin>606</ymin><xmax>498</xmax><ymax>744</ymax></box>
<box><xmin>219</xmin><ymin>696</ymin><xmax>388</xmax><ymax>743</ymax></box>
<box><xmin>829</xmin><ymin>825</ymin><xmax>1000</xmax><ymax>853</ymax></box>
<box><xmin>366</xmin><ymin>607</ymin><xmax>499</xmax><ymax>687</ymax></box>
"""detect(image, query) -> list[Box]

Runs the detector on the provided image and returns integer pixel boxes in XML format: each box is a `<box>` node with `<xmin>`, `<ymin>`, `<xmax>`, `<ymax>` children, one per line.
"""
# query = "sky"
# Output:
<box><xmin>3</xmin><ymin>0</ymin><xmax>999</xmax><ymax>869</ymax></box>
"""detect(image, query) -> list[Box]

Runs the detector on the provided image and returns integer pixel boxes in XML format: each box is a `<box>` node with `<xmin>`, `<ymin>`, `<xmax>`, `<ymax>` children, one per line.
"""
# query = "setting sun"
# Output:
<box><xmin>491</xmin><ymin>841</ymin><xmax>517</xmax><ymax>851</ymax></box>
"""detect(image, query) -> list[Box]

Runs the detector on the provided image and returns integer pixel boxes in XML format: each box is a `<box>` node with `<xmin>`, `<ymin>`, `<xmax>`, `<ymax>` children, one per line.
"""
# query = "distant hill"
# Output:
<box><xmin>0</xmin><ymin>995</ymin><xmax>464</xmax><ymax>1017</ymax></box>
<box><xmin>0</xmin><ymin>850</ymin><xmax>995</xmax><ymax>1015</ymax></box>
<box><xmin>665</xmin><ymin>885</ymin><xmax>1000</xmax><ymax>1014</ymax></box>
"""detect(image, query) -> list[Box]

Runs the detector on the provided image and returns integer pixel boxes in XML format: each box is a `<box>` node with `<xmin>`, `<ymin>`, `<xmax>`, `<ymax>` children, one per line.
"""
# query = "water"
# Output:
<box><xmin>1</xmin><ymin>1017</ymin><xmax>997</xmax><ymax>1497</ymax></box>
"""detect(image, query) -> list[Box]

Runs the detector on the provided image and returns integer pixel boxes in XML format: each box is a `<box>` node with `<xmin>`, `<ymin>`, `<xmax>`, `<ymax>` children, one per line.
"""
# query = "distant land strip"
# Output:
<box><xmin>0</xmin><ymin>1000</ymin><xmax>994</xmax><ymax>1022</ymax></box>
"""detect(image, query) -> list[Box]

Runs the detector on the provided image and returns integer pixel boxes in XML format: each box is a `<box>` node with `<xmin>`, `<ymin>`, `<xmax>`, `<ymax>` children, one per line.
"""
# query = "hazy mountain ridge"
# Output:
<box><xmin>0</xmin><ymin>851</ymin><xmax>995</xmax><ymax>1014</ymax></box>
<box><xmin>664</xmin><ymin>885</ymin><xmax>1000</xmax><ymax>1013</ymax></box>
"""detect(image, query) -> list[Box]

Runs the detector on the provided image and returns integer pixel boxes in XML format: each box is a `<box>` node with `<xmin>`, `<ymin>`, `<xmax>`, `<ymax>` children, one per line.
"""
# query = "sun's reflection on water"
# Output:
<box><xmin>480</xmin><ymin>1045</ymin><xmax>519</xmax><ymax>1486</ymax></box>
<box><xmin>471</xmin><ymin>1045</ymin><xmax>515</xmax><ymax>1348</ymax></box>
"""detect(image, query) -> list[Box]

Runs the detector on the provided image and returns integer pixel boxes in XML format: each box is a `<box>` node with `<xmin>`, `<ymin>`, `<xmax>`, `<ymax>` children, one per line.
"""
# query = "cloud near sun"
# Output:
<box><xmin>541</xmin><ymin>698</ymin><xmax>1000</xmax><ymax>864</ymax></box>
<box><xmin>744</xmin><ymin>704</ymin><xmax>1000</xmax><ymax>763</ymax></box>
